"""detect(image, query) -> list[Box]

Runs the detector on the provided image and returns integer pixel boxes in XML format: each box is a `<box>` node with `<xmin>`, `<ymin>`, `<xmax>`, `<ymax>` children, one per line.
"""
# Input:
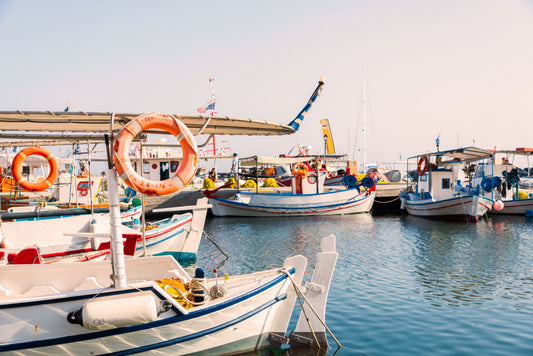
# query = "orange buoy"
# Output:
<box><xmin>292</xmin><ymin>163</ymin><xmax>309</xmax><ymax>178</ymax></box>
<box><xmin>11</xmin><ymin>147</ymin><xmax>59</xmax><ymax>192</ymax></box>
<box><xmin>417</xmin><ymin>155</ymin><xmax>429</xmax><ymax>176</ymax></box>
<box><xmin>113</xmin><ymin>112</ymin><xmax>198</xmax><ymax>196</ymax></box>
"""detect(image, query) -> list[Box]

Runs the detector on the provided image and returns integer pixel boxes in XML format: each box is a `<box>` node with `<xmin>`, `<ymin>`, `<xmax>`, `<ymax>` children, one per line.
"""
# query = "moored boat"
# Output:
<box><xmin>471</xmin><ymin>147</ymin><xmax>533</xmax><ymax>215</ymax></box>
<box><xmin>400</xmin><ymin>147</ymin><xmax>497</xmax><ymax>222</ymax></box>
<box><xmin>208</xmin><ymin>155</ymin><xmax>375</xmax><ymax>217</ymax></box>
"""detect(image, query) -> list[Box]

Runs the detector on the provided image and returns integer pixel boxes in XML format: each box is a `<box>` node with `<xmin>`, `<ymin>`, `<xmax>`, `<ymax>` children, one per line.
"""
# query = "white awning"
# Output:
<box><xmin>239</xmin><ymin>155</ymin><xmax>346</xmax><ymax>167</ymax></box>
<box><xmin>0</xmin><ymin>111</ymin><xmax>296</xmax><ymax>136</ymax></box>
<box><xmin>409</xmin><ymin>147</ymin><xmax>493</xmax><ymax>163</ymax></box>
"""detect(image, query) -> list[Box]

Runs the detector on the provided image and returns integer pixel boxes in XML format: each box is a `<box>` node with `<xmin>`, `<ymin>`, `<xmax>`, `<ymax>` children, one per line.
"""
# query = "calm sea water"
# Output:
<box><xmin>182</xmin><ymin>213</ymin><xmax>533</xmax><ymax>356</ymax></box>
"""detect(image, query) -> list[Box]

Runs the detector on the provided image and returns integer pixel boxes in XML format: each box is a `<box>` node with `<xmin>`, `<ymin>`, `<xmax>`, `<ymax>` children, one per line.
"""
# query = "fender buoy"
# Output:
<box><xmin>493</xmin><ymin>200</ymin><xmax>504</xmax><ymax>211</ymax></box>
<box><xmin>292</xmin><ymin>163</ymin><xmax>308</xmax><ymax>178</ymax></box>
<box><xmin>80</xmin><ymin>189</ymin><xmax>89</xmax><ymax>197</ymax></box>
<box><xmin>11</xmin><ymin>146</ymin><xmax>59</xmax><ymax>192</ymax></box>
<box><xmin>417</xmin><ymin>156</ymin><xmax>429</xmax><ymax>176</ymax></box>
<box><xmin>113</xmin><ymin>112</ymin><xmax>198</xmax><ymax>196</ymax></box>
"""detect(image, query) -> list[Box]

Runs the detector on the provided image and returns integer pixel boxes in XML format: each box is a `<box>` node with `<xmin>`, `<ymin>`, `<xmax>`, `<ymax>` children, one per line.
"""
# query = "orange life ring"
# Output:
<box><xmin>11</xmin><ymin>146</ymin><xmax>59</xmax><ymax>192</ymax></box>
<box><xmin>292</xmin><ymin>163</ymin><xmax>308</xmax><ymax>178</ymax></box>
<box><xmin>417</xmin><ymin>155</ymin><xmax>429</xmax><ymax>176</ymax></box>
<box><xmin>113</xmin><ymin>112</ymin><xmax>198</xmax><ymax>196</ymax></box>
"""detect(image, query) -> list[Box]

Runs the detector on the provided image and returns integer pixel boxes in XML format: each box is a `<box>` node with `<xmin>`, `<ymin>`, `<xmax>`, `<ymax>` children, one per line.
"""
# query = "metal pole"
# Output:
<box><xmin>87</xmin><ymin>140</ymin><xmax>94</xmax><ymax>214</ymax></box>
<box><xmin>106</xmin><ymin>116</ymin><xmax>127</xmax><ymax>289</ymax></box>
<box><xmin>140</xmin><ymin>141</ymin><xmax>147</xmax><ymax>257</ymax></box>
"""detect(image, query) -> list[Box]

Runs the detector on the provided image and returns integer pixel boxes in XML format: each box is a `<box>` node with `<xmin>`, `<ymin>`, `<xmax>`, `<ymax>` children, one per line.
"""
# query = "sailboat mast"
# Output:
<box><xmin>362</xmin><ymin>70</ymin><xmax>367</xmax><ymax>173</ymax></box>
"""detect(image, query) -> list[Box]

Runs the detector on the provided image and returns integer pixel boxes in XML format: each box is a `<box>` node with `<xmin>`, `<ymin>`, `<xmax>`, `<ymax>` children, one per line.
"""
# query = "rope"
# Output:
<box><xmin>281</xmin><ymin>269</ymin><xmax>342</xmax><ymax>348</ymax></box>
<box><xmin>163</xmin><ymin>279</ymin><xmax>210</xmax><ymax>306</ymax></box>
<box><xmin>203</xmin><ymin>231</ymin><xmax>229</xmax><ymax>259</ymax></box>
<box><xmin>374</xmin><ymin>196</ymin><xmax>400</xmax><ymax>204</ymax></box>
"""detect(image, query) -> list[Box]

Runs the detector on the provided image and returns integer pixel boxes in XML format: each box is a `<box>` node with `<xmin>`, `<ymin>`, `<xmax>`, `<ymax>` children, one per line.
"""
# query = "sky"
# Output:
<box><xmin>1</xmin><ymin>0</ymin><xmax>533</xmax><ymax>171</ymax></box>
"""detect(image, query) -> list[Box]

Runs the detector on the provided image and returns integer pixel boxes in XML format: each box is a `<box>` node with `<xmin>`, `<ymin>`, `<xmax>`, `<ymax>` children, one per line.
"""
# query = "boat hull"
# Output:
<box><xmin>1</xmin><ymin>211</ymin><xmax>202</xmax><ymax>263</ymax></box>
<box><xmin>491</xmin><ymin>198</ymin><xmax>533</xmax><ymax>215</ymax></box>
<box><xmin>403</xmin><ymin>195</ymin><xmax>493</xmax><ymax>222</ymax></box>
<box><xmin>210</xmin><ymin>189</ymin><xmax>375</xmax><ymax>217</ymax></box>
<box><xmin>0</xmin><ymin>255</ymin><xmax>306</xmax><ymax>355</ymax></box>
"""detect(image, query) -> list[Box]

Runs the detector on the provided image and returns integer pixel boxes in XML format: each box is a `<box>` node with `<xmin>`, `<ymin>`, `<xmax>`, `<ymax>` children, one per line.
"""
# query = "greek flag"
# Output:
<box><xmin>206</xmin><ymin>101</ymin><xmax>216</xmax><ymax>111</ymax></box>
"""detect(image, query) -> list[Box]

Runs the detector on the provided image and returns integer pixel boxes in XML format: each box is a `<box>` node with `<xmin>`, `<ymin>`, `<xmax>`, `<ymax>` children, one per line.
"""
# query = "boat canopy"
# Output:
<box><xmin>493</xmin><ymin>148</ymin><xmax>533</xmax><ymax>156</ymax></box>
<box><xmin>239</xmin><ymin>155</ymin><xmax>347</xmax><ymax>167</ymax></box>
<box><xmin>408</xmin><ymin>147</ymin><xmax>493</xmax><ymax>163</ymax></box>
<box><xmin>0</xmin><ymin>111</ymin><xmax>296</xmax><ymax>136</ymax></box>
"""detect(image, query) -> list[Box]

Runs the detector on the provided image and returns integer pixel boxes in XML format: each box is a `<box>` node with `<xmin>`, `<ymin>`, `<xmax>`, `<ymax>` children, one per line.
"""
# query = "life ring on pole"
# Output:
<box><xmin>11</xmin><ymin>146</ymin><xmax>59</xmax><ymax>192</ymax></box>
<box><xmin>417</xmin><ymin>155</ymin><xmax>429</xmax><ymax>176</ymax></box>
<box><xmin>292</xmin><ymin>163</ymin><xmax>308</xmax><ymax>178</ymax></box>
<box><xmin>307</xmin><ymin>174</ymin><xmax>318</xmax><ymax>184</ymax></box>
<box><xmin>113</xmin><ymin>112</ymin><xmax>198</xmax><ymax>196</ymax></box>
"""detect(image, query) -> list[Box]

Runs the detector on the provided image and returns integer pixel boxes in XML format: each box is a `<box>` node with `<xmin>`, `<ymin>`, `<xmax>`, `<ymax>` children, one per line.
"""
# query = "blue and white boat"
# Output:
<box><xmin>400</xmin><ymin>147</ymin><xmax>497</xmax><ymax>222</ymax></box>
<box><xmin>470</xmin><ymin>147</ymin><xmax>533</xmax><ymax>215</ymax></box>
<box><xmin>207</xmin><ymin>156</ymin><xmax>375</xmax><ymax>217</ymax></box>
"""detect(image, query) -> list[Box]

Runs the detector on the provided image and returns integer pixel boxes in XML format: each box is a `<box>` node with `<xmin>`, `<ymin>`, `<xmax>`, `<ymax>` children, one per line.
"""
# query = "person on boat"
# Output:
<box><xmin>231</xmin><ymin>153</ymin><xmax>239</xmax><ymax>181</ymax></box>
<box><xmin>209</xmin><ymin>168</ymin><xmax>218</xmax><ymax>182</ymax></box>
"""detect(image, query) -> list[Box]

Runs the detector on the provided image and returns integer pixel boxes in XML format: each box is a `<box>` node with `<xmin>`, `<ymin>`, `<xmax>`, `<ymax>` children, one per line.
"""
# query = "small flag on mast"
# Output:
<box><xmin>206</xmin><ymin>100</ymin><xmax>215</xmax><ymax>111</ymax></box>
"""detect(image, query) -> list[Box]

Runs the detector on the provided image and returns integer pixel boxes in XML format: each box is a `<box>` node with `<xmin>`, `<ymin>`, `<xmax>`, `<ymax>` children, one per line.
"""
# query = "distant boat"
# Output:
<box><xmin>207</xmin><ymin>155</ymin><xmax>375</xmax><ymax>217</ymax></box>
<box><xmin>471</xmin><ymin>147</ymin><xmax>533</xmax><ymax>215</ymax></box>
<box><xmin>400</xmin><ymin>147</ymin><xmax>497</xmax><ymax>222</ymax></box>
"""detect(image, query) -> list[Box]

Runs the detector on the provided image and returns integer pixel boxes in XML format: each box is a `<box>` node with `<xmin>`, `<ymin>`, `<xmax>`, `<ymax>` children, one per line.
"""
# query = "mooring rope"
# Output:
<box><xmin>281</xmin><ymin>269</ymin><xmax>342</xmax><ymax>348</ymax></box>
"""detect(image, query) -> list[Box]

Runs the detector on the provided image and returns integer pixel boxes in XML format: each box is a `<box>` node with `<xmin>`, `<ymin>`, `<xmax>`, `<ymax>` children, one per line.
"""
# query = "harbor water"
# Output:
<box><xmin>182</xmin><ymin>213</ymin><xmax>533</xmax><ymax>355</ymax></box>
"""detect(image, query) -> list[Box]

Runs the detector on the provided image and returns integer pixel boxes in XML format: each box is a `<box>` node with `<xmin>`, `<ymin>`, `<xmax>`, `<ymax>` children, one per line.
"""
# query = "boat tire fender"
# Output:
<box><xmin>343</xmin><ymin>174</ymin><xmax>357</xmax><ymax>188</ymax></box>
<box><xmin>361</xmin><ymin>176</ymin><xmax>374</xmax><ymax>188</ymax></box>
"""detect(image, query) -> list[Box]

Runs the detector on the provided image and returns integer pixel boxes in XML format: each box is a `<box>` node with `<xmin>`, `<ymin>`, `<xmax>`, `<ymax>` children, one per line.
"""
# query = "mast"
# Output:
<box><xmin>362</xmin><ymin>70</ymin><xmax>367</xmax><ymax>173</ymax></box>
<box><xmin>208</xmin><ymin>78</ymin><xmax>217</xmax><ymax>175</ymax></box>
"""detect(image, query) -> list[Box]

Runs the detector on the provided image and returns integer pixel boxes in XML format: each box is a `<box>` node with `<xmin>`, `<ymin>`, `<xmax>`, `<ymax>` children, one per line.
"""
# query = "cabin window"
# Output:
<box><xmin>170</xmin><ymin>161</ymin><xmax>179</xmax><ymax>172</ymax></box>
<box><xmin>420</xmin><ymin>175</ymin><xmax>427</xmax><ymax>182</ymax></box>
<box><xmin>442</xmin><ymin>178</ymin><xmax>451</xmax><ymax>189</ymax></box>
<box><xmin>143</xmin><ymin>162</ymin><xmax>150</xmax><ymax>174</ymax></box>
<box><xmin>77</xmin><ymin>181</ymin><xmax>91</xmax><ymax>190</ymax></box>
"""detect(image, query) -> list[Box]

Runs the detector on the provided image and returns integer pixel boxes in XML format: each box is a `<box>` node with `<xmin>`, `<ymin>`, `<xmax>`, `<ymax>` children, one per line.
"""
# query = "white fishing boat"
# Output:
<box><xmin>0</xmin><ymin>110</ymin><xmax>339</xmax><ymax>354</ymax></box>
<box><xmin>0</xmin><ymin>200</ymin><xmax>208</xmax><ymax>263</ymax></box>
<box><xmin>470</xmin><ymin>147</ymin><xmax>533</xmax><ymax>215</ymax></box>
<box><xmin>208</xmin><ymin>155</ymin><xmax>375</xmax><ymax>217</ymax></box>
<box><xmin>0</xmin><ymin>233</ymin><xmax>337</xmax><ymax>354</ymax></box>
<box><xmin>400</xmin><ymin>147</ymin><xmax>497</xmax><ymax>222</ymax></box>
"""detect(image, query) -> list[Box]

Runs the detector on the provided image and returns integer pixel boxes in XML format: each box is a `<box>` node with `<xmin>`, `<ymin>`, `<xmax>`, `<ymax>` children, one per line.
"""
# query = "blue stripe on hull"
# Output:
<box><xmin>155</xmin><ymin>251</ymin><xmax>196</xmax><ymax>261</ymax></box>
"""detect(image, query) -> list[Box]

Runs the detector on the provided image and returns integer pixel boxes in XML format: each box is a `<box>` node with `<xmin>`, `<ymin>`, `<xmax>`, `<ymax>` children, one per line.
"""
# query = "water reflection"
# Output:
<box><xmin>403</xmin><ymin>215</ymin><xmax>531</xmax><ymax>308</ymax></box>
